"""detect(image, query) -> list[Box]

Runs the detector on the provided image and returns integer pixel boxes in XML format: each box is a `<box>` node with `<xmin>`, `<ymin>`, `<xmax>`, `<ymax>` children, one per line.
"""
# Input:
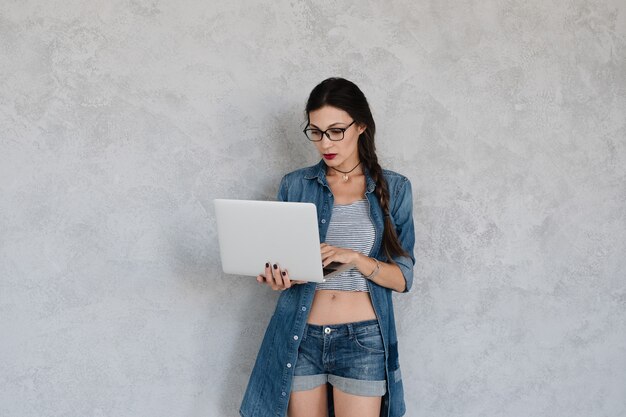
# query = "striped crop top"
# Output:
<box><xmin>316</xmin><ymin>199</ymin><xmax>375</xmax><ymax>292</ymax></box>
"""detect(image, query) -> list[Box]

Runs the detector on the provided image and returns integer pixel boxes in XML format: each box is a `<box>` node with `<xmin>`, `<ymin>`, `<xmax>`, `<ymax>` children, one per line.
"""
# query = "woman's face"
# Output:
<box><xmin>307</xmin><ymin>105</ymin><xmax>366</xmax><ymax>171</ymax></box>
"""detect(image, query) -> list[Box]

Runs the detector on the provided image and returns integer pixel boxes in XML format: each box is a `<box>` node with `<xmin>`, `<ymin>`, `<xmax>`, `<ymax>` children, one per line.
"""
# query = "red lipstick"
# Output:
<box><xmin>323</xmin><ymin>154</ymin><xmax>337</xmax><ymax>160</ymax></box>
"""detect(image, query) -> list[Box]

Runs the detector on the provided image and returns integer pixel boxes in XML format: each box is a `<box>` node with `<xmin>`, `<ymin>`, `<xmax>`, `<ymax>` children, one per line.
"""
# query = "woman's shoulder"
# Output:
<box><xmin>381</xmin><ymin>168</ymin><xmax>410</xmax><ymax>187</ymax></box>
<box><xmin>381</xmin><ymin>168</ymin><xmax>408</xmax><ymax>180</ymax></box>
<box><xmin>277</xmin><ymin>161</ymin><xmax>325</xmax><ymax>201</ymax></box>
<box><xmin>380</xmin><ymin>168</ymin><xmax>412</xmax><ymax>205</ymax></box>
<box><xmin>281</xmin><ymin>161</ymin><xmax>325</xmax><ymax>183</ymax></box>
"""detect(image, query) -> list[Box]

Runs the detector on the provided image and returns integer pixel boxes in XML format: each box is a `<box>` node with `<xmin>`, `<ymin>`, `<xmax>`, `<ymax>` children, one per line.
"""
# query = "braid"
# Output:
<box><xmin>359</xmin><ymin>131</ymin><xmax>409</xmax><ymax>261</ymax></box>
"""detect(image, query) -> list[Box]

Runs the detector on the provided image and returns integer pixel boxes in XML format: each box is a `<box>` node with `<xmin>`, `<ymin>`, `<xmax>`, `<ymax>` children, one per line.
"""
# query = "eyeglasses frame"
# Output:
<box><xmin>302</xmin><ymin>120</ymin><xmax>356</xmax><ymax>142</ymax></box>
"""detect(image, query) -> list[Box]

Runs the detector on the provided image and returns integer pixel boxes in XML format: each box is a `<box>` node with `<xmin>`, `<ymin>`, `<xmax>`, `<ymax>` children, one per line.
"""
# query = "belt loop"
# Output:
<box><xmin>347</xmin><ymin>323</ymin><xmax>355</xmax><ymax>339</ymax></box>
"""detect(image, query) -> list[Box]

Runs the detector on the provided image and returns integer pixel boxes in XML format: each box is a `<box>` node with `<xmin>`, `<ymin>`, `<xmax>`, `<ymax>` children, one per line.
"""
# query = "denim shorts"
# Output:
<box><xmin>291</xmin><ymin>319</ymin><xmax>387</xmax><ymax>397</ymax></box>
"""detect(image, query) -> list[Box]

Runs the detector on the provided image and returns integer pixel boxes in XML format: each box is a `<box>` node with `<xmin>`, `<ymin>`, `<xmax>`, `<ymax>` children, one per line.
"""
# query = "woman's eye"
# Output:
<box><xmin>328</xmin><ymin>129</ymin><xmax>343</xmax><ymax>134</ymax></box>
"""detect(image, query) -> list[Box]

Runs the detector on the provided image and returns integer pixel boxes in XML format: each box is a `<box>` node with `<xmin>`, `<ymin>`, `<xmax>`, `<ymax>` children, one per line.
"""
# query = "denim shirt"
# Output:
<box><xmin>239</xmin><ymin>160</ymin><xmax>416</xmax><ymax>417</ymax></box>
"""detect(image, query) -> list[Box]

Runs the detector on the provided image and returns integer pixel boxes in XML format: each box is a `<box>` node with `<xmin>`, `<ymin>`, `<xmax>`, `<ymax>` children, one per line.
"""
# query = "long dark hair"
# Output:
<box><xmin>305</xmin><ymin>77</ymin><xmax>408</xmax><ymax>260</ymax></box>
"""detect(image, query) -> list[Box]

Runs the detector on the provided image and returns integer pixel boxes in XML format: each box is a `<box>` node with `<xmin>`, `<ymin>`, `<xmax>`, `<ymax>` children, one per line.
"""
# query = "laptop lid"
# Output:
<box><xmin>214</xmin><ymin>199</ymin><xmax>351</xmax><ymax>283</ymax></box>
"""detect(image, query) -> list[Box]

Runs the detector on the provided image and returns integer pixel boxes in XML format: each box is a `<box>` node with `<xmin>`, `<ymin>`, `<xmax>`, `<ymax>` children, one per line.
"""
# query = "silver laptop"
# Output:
<box><xmin>214</xmin><ymin>199</ymin><xmax>352</xmax><ymax>282</ymax></box>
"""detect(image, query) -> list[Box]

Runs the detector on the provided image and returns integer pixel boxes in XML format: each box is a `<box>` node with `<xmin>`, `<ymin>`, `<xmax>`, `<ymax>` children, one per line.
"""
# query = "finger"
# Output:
<box><xmin>322</xmin><ymin>251</ymin><xmax>335</xmax><ymax>267</ymax></box>
<box><xmin>281</xmin><ymin>269</ymin><xmax>292</xmax><ymax>289</ymax></box>
<box><xmin>264</xmin><ymin>262</ymin><xmax>275</xmax><ymax>286</ymax></box>
<box><xmin>272</xmin><ymin>263</ymin><xmax>285</xmax><ymax>287</ymax></box>
<box><xmin>281</xmin><ymin>268</ymin><xmax>304</xmax><ymax>285</ymax></box>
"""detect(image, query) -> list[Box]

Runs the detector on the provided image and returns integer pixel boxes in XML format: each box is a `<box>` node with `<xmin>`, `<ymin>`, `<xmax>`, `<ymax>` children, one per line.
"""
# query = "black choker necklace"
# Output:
<box><xmin>330</xmin><ymin>161</ymin><xmax>361</xmax><ymax>182</ymax></box>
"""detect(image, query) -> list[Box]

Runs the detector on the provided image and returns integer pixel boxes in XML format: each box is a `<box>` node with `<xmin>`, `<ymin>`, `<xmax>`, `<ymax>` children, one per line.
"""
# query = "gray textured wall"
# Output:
<box><xmin>1</xmin><ymin>0</ymin><xmax>625</xmax><ymax>416</ymax></box>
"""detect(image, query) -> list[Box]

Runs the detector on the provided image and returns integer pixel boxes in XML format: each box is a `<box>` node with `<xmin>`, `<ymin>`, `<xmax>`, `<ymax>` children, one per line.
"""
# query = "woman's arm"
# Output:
<box><xmin>320</xmin><ymin>245</ymin><xmax>406</xmax><ymax>292</ymax></box>
<box><xmin>354</xmin><ymin>252</ymin><xmax>406</xmax><ymax>292</ymax></box>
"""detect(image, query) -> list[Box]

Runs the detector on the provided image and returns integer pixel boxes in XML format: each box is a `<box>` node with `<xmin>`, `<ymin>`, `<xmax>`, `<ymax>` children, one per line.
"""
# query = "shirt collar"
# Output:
<box><xmin>304</xmin><ymin>159</ymin><xmax>376</xmax><ymax>193</ymax></box>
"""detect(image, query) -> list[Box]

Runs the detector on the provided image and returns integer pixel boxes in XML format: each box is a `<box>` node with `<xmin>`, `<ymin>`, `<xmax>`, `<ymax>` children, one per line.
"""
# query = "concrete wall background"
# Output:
<box><xmin>1</xmin><ymin>0</ymin><xmax>625</xmax><ymax>416</ymax></box>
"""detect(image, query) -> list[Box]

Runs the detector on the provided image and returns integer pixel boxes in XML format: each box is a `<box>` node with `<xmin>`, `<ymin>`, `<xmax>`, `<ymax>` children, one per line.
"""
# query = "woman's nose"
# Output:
<box><xmin>320</xmin><ymin>135</ymin><xmax>333</xmax><ymax>147</ymax></box>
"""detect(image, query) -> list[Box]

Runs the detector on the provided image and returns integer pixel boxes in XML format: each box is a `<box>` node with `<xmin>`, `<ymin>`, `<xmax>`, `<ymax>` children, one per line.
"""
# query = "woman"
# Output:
<box><xmin>239</xmin><ymin>78</ymin><xmax>415</xmax><ymax>417</ymax></box>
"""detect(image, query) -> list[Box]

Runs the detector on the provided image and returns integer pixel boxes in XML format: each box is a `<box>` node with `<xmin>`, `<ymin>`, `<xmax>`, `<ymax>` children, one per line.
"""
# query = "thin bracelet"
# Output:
<box><xmin>364</xmin><ymin>258</ymin><xmax>380</xmax><ymax>280</ymax></box>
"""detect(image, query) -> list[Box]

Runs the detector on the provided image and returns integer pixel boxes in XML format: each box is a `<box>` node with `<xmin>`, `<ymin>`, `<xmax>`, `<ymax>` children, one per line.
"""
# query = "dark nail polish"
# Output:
<box><xmin>265</xmin><ymin>262</ymin><xmax>269</xmax><ymax>268</ymax></box>
<box><xmin>281</xmin><ymin>271</ymin><xmax>286</xmax><ymax>276</ymax></box>
<box><xmin>273</xmin><ymin>264</ymin><xmax>278</xmax><ymax>270</ymax></box>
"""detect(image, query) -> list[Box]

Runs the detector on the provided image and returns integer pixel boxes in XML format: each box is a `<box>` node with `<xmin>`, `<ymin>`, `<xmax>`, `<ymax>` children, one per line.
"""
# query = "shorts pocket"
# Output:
<box><xmin>353</xmin><ymin>329</ymin><xmax>385</xmax><ymax>354</ymax></box>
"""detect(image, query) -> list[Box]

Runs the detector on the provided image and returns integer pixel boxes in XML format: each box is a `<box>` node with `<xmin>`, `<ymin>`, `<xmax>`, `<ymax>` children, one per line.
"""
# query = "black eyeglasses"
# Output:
<box><xmin>303</xmin><ymin>120</ymin><xmax>356</xmax><ymax>142</ymax></box>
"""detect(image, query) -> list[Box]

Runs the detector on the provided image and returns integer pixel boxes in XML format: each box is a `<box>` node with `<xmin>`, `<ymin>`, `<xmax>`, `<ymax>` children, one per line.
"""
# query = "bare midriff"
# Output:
<box><xmin>307</xmin><ymin>289</ymin><xmax>377</xmax><ymax>325</ymax></box>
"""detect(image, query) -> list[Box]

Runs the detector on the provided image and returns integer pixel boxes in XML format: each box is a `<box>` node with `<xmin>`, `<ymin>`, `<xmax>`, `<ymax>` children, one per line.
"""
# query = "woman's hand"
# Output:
<box><xmin>256</xmin><ymin>262</ymin><xmax>306</xmax><ymax>290</ymax></box>
<box><xmin>320</xmin><ymin>243</ymin><xmax>359</xmax><ymax>267</ymax></box>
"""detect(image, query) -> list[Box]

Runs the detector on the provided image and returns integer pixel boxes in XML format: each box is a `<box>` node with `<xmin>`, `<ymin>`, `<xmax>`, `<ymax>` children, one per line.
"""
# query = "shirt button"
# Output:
<box><xmin>281</xmin><ymin>391</ymin><xmax>286</xmax><ymax>396</ymax></box>
<box><xmin>287</xmin><ymin>363</ymin><xmax>292</xmax><ymax>368</ymax></box>
<box><xmin>321</xmin><ymin>219</ymin><xmax>326</xmax><ymax>224</ymax></box>
<box><xmin>301</xmin><ymin>306</ymin><xmax>306</xmax><ymax>311</ymax></box>
<box><xmin>293</xmin><ymin>335</ymin><xmax>298</xmax><ymax>340</ymax></box>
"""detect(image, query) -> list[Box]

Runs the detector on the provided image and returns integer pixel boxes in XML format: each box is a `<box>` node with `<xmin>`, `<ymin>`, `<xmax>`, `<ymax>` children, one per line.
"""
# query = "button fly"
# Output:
<box><xmin>324</xmin><ymin>327</ymin><xmax>331</xmax><ymax>334</ymax></box>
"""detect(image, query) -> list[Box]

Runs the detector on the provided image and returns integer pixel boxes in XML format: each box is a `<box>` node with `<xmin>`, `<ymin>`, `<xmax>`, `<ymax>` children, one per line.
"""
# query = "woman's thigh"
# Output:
<box><xmin>332</xmin><ymin>387</ymin><xmax>382</xmax><ymax>417</ymax></box>
<box><xmin>287</xmin><ymin>384</ymin><xmax>328</xmax><ymax>417</ymax></box>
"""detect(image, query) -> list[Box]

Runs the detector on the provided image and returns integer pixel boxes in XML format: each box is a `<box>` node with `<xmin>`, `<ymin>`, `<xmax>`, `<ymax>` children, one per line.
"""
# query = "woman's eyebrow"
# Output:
<box><xmin>308</xmin><ymin>121</ymin><xmax>349</xmax><ymax>129</ymax></box>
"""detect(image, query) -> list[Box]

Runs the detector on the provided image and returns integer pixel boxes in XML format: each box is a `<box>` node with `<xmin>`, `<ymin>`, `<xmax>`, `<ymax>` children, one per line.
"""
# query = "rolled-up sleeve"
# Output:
<box><xmin>391</xmin><ymin>178</ymin><xmax>416</xmax><ymax>293</ymax></box>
